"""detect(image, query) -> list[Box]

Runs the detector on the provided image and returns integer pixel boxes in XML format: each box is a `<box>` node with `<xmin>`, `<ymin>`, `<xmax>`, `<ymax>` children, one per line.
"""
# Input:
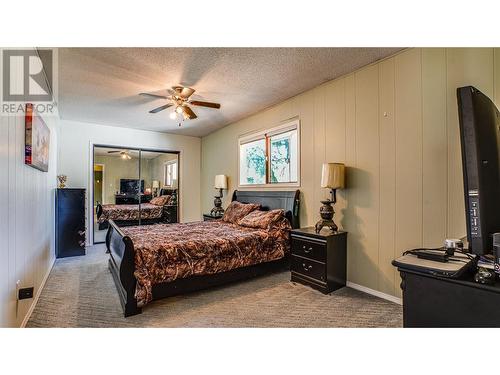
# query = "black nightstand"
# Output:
<box><xmin>290</xmin><ymin>227</ymin><xmax>347</xmax><ymax>294</ymax></box>
<box><xmin>163</xmin><ymin>205</ymin><xmax>178</xmax><ymax>223</ymax></box>
<box><xmin>203</xmin><ymin>214</ymin><xmax>222</xmax><ymax>221</ymax></box>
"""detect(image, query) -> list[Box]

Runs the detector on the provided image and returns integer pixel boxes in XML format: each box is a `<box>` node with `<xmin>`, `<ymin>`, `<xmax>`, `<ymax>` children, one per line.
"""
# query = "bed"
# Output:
<box><xmin>106</xmin><ymin>190</ymin><xmax>300</xmax><ymax>316</ymax></box>
<box><xmin>96</xmin><ymin>189</ymin><xmax>175</xmax><ymax>230</ymax></box>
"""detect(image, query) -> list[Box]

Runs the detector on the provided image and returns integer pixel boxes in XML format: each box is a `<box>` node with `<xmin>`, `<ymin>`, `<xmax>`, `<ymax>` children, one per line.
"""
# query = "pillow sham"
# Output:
<box><xmin>150</xmin><ymin>195</ymin><xmax>170</xmax><ymax>206</ymax></box>
<box><xmin>222</xmin><ymin>201</ymin><xmax>260</xmax><ymax>224</ymax></box>
<box><xmin>238</xmin><ymin>209</ymin><xmax>286</xmax><ymax>230</ymax></box>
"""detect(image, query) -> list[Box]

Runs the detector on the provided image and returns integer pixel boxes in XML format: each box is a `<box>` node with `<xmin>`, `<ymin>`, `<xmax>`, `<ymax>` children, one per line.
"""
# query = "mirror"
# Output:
<box><xmin>93</xmin><ymin>145</ymin><xmax>179</xmax><ymax>244</ymax></box>
<box><xmin>139</xmin><ymin>150</ymin><xmax>179</xmax><ymax>225</ymax></box>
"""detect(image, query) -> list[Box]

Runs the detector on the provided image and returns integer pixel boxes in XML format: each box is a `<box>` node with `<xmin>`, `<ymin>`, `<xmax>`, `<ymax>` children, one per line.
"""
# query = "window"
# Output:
<box><xmin>239</xmin><ymin>119</ymin><xmax>299</xmax><ymax>186</ymax></box>
<box><xmin>164</xmin><ymin>160</ymin><xmax>178</xmax><ymax>187</ymax></box>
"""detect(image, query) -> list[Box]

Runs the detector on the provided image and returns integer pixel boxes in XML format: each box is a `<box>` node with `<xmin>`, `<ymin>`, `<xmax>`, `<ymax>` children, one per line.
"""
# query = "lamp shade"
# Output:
<box><xmin>152</xmin><ymin>180</ymin><xmax>160</xmax><ymax>189</ymax></box>
<box><xmin>320</xmin><ymin>163</ymin><xmax>345</xmax><ymax>189</ymax></box>
<box><xmin>214</xmin><ymin>174</ymin><xmax>228</xmax><ymax>189</ymax></box>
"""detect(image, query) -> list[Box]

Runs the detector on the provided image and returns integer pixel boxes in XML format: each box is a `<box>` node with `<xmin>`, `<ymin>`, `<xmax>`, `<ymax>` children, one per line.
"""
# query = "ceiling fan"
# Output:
<box><xmin>139</xmin><ymin>85</ymin><xmax>221</xmax><ymax>124</ymax></box>
<box><xmin>107</xmin><ymin>150</ymin><xmax>132</xmax><ymax>160</ymax></box>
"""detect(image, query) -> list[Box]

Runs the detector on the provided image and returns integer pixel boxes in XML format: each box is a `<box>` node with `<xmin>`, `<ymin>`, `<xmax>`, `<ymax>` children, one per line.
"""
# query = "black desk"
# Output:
<box><xmin>396</xmin><ymin>268</ymin><xmax>500</xmax><ymax>327</ymax></box>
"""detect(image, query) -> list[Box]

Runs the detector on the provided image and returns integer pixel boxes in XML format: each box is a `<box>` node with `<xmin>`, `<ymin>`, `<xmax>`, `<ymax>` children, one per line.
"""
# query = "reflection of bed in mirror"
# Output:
<box><xmin>93</xmin><ymin>145</ymin><xmax>180</xmax><ymax>244</ymax></box>
<box><xmin>96</xmin><ymin>189</ymin><xmax>177</xmax><ymax>230</ymax></box>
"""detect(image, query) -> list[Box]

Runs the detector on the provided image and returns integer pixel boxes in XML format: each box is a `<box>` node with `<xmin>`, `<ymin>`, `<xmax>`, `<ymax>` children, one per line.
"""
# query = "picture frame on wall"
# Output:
<box><xmin>25</xmin><ymin>103</ymin><xmax>50</xmax><ymax>172</ymax></box>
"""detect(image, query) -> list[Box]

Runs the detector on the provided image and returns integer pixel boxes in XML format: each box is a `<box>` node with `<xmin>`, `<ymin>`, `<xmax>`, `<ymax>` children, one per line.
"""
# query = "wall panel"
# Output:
<box><xmin>0</xmin><ymin>48</ymin><xmax>58</xmax><ymax>326</ymax></box>
<box><xmin>343</xmin><ymin>75</ymin><xmax>358</xmax><ymax>284</ymax></box>
<box><xmin>495</xmin><ymin>48</ymin><xmax>500</xmax><ymax>105</ymax></box>
<box><xmin>378</xmin><ymin>57</ymin><xmax>396</xmax><ymax>295</ymax></box>
<box><xmin>354</xmin><ymin>65</ymin><xmax>380</xmax><ymax>289</ymax></box>
<box><xmin>394</xmin><ymin>49</ymin><xmax>423</xmax><ymax>297</ymax></box>
<box><xmin>313</xmin><ymin>86</ymin><xmax>326</xmax><ymax>215</ymax></box>
<box><xmin>422</xmin><ymin>48</ymin><xmax>447</xmax><ymax>248</ymax></box>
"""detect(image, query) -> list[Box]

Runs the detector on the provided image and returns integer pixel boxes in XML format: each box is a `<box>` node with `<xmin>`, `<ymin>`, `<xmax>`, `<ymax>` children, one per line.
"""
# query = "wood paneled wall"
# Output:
<box><xmin>201</xmin><ymin>48</ymin><xmax>500</xmax><ymax>297</ymax></box>
<box><xmin>0</xmin><ymin>49</ymin><xmax>59</xmax><ymax>326</ymax></box>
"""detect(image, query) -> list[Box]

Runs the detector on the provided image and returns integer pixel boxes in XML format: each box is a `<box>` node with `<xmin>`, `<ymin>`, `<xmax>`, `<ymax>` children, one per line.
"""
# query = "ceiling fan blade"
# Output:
<box><xmin>107</xmin><ymin>151</ymin><xmax>121</xmax><ymax>154</ymax></box>
<box><xmin>180</xmin><ymin>87</ymin><xmax>195</xmax><ymax>99</ymax></box>
<box><xmin>182</xmin><ymin>105</ymin><xmax>197</xmax><ymax>120</ymax></box>
<box><xmin>149</xmin><ymin>103</ymin><xmax>173</xmax><ymax>114</ymax></box>
<box><xmin>190</xmin><ymin>100</ymin><xmax>221</xmax><ymax>109</ymax></box>
<box><xmin>140</xmin><ymin>92</ymin><xmax>169</xmax><ymax>99</ymax></box>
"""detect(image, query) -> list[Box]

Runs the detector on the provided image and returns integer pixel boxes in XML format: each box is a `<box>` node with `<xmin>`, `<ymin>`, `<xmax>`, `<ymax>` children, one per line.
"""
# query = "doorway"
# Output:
<box><xmin>94</xmin><ymin>164</ymin><xmax>105</xmax><ymax>207</ymax></box>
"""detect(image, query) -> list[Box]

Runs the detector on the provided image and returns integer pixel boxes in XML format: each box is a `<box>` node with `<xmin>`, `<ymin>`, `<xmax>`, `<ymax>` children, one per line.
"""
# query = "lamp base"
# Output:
<box><xmin>315</xmin><ymin>199</ymin><xmax>338</xmax><ymax>233</ymax></box>
<box><xmin>315</xmin><ymin>219</ymin><xmax>338</xmax><ymax>233</ymax></box>
<box><xmin>210</xmin><ymin>192</ymin><xmax>224</xmax><ymax>217</ymax></box>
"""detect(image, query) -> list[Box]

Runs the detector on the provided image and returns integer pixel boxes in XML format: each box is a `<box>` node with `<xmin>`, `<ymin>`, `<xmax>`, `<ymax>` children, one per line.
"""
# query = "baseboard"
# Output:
<box><xmin>346</xmin><ymin>281</ymin><xmax>402</xmax><ymax>305</ymax></box>
<box><xmin>20</xmin><ymin>257</ymin><xmax>56</xmax><ymax>328</ymax></box>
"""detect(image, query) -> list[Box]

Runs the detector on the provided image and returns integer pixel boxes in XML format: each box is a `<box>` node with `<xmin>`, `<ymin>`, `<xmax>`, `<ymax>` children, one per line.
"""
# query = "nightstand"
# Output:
<box><xmin>290</xmin><ymin>227</ymin><xmax>347</xmax><ymax>294</ymax></box>
<box><xmin>163</xmin><ymin>205</ymin><xmax>178</xmax><ymax>223</ymax></box>
<box><xmin>203</xmin><ymin>214</ymin><xmax>222</xmax><ymax>221</ymax></box>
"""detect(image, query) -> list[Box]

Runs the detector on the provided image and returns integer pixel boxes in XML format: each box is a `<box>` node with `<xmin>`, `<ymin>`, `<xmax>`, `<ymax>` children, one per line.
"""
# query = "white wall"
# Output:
<box><xmin>202</xmin><ymin>48</ymin><xmax>500</xmax><ymax>298</ymax></box>
<box><xmin>0</xmin><ymin>51</ymin><xmax>59</xmax><ymax>327</ymax></box>
<box><xmin>57</xmin><ymin>120</ymin><xmax>201</xmax><ymax>243</ymax></box>
<box><xmin>94</xmin><ymin>155</ymin><xmax>144</xmax><ymax>204</ymax></box>
<box><xmin>0</xmin><ymin>114</ymin><xmax>58</xmax><ymax>327</ymax></box>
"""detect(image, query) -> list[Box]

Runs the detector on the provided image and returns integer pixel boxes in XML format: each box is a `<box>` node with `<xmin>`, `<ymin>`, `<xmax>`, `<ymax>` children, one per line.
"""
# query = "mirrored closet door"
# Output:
<box><xmin>93</xmin><ymin>145</ymin><xmax>179</xmax><ymax>244</ymax></box>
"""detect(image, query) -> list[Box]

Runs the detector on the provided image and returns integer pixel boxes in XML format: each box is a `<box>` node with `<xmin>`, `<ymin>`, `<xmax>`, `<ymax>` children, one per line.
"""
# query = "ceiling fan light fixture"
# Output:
<box><xmin>169</xmin><ymin>111</ymin><xmax>177</xmax><ymax>120</ymax></box>
<box><xmin>175</xmin><ymin>105</ymin><xmax>183</xmax><ymax>114</ymax></box>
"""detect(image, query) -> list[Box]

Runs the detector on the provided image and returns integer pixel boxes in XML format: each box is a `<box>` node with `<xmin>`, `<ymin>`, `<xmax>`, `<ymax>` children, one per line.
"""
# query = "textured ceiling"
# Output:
<box><xmin>58</xmin><ymin>48</ymin><xmax>403</xmax><ymax>137</ymax></box>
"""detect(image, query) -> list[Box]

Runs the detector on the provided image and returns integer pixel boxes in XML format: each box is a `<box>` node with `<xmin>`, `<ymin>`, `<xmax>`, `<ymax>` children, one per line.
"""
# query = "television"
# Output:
<box><xmin>457</xmin><ymin>86</ymin><xmax>500</xmax><ymax>255</ymax></box>
<box><xmin>120</xmin><ymin>179</ymin><xmax>144</xmax><ymax>195</ymax></box>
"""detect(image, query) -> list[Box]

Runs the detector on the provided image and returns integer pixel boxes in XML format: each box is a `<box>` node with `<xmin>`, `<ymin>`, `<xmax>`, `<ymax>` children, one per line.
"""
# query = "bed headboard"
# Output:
<box><xmin>160</xmin><ymin>188</ymin><xmax>176</xmax><ymax>196</ymax></box>
<box><xmin>231</xmin><ymin>190</ymin><xmax>300</xmax><ymax>229</ymax></box>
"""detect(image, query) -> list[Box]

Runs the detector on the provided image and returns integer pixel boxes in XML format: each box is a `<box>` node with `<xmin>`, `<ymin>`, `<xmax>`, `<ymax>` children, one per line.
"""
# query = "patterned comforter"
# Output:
<box><xmin>122</xmin><ymin>219</ymin><xmax>291</xmax><ymax>307</ymax></box>
<box><xmin>98</xmin><ymin>203</ymin><xmax>163</xmax><ymax>224</ymax></box>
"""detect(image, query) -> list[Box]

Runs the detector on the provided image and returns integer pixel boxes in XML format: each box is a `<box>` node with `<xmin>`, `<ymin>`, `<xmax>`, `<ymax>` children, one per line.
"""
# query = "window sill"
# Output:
<box><xmin>237</xmin><ymin>182</ymin><xmax>300</xmax><ymax>189</ymax></box>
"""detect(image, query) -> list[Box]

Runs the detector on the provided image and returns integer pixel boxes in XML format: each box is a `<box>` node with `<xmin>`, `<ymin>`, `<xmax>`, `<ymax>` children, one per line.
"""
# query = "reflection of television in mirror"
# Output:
<box><xmin>457</xmin><ymin>86</ymin><xmax>500</xmax><ymax>255</ymax></box>
<box><xmin>120</xmin><ymin>179</ymin><xmax>144</xmax><ymax>195</ymax></box>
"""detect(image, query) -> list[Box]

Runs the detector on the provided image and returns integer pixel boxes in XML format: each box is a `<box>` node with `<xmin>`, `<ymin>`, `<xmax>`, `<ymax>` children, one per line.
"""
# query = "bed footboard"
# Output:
<box><xmin>105</xmin><ymin>220</ymin><xmax>142</xmax><ymax>317</ymax></box>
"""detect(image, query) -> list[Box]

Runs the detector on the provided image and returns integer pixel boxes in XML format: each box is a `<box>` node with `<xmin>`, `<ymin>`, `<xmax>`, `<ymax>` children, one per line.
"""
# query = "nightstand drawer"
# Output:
<box><xmin>291</xmin><ymin>256</ymin><xmax>325</xmax><ymax>282</ymax></box>
<box><xmin>291</xmin><ymin>236</ymin><xmax>326</xmax><ymax>262</ymax></box>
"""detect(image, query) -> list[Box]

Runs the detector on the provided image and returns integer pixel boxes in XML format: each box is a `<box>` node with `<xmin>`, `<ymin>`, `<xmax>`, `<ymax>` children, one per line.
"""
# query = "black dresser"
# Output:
<box><xmin>55</xmin><ymin>188</ymin><xmax>86</xmax><ymax>258</ymax></box>
<box><xmin>396</xmin><ymin>268</ymin><xmax>500</xmax><ymax>327</ymax></box>
<box><xmin>290</xmin><ymin>227</ymin><xmax>347</xmax><ymax>293</ymax></box>
<box><xmin>115</xmin><ymin>194</ymin><xmax>152</xmax><ymax>205</ymax></box>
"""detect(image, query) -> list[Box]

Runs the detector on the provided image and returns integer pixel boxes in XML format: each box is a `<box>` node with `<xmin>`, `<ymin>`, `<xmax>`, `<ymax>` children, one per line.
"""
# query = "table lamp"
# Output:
<box><xmin>211</xmin><ymin>174</ymin><xmax>228</xmax><ymax>217</ymax></box>
<box><xmin>152</xmin><ymin>180</ymin><xmax>160</xmax><ymax>197</ymax></box>
<box><xmin>315</xmin><ymin>163</ymin><xmax>345</xmax><ymax>233</ymax></box>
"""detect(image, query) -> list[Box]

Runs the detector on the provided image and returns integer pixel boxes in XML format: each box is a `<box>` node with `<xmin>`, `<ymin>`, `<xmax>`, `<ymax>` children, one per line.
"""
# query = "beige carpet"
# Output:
<box><xmin>27</xmin><ymin>244</ymin><xmax>402</xmax><ymax>328</ymax></box>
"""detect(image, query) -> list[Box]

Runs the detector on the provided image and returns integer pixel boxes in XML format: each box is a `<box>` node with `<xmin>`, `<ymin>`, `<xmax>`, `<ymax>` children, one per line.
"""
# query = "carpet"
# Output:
<box><xmin>27</xmin><ymin>244</ymin><xmax>402</xmax><ymax>328</ymax></box>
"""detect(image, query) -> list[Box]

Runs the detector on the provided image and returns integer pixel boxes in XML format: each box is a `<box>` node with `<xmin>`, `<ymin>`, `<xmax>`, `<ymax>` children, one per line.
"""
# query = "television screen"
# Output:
<box><xmin>457</xmin><ymin>86</ymin><xmax>500</xmax><ymax>255</ymax></box>
<box><xmin>120</xmin><ymin>179</ymin><xmax>144</xmax><ymax>195</ymax></box>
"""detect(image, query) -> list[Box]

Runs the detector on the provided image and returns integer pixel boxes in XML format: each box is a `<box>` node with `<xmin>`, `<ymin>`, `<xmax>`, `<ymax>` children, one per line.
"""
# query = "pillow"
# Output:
<box><xmin>150</xmin><ymin>195</ymin><xmax>170</xmax><ymax>206</ymax></box>
<box><xmin>222</xmin><ymin>201</ymin><xmax>260</xmax><ymax>224</ymax></box>
<box><xmin>238</xmin><ymin>209</ymin><xmax>286</xmax><ymax>230</ymax></box>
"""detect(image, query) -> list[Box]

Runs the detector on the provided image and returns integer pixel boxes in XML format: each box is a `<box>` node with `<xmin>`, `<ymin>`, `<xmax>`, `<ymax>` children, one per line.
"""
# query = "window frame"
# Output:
<box><xmin>163</xmin><ymin>159</ymin><xmax>178</xmax><ymax>187</ymax></box>
<box><xmin>237</xmin><ymin>118</ymin><xmax>300</xmax><ymax>188</ymax></box>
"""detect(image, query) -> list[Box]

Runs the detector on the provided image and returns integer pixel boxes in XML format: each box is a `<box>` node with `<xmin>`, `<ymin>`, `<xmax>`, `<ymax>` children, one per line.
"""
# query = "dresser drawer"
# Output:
<box><xmin>291</xmin><ymin>256</ymin><xmax>325</xmax><ymax>282</ymax></box>
<box><xmin>291</xmin><ymin>236</ymin><xmax>326</xmax><ymax>262</ymax></box>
